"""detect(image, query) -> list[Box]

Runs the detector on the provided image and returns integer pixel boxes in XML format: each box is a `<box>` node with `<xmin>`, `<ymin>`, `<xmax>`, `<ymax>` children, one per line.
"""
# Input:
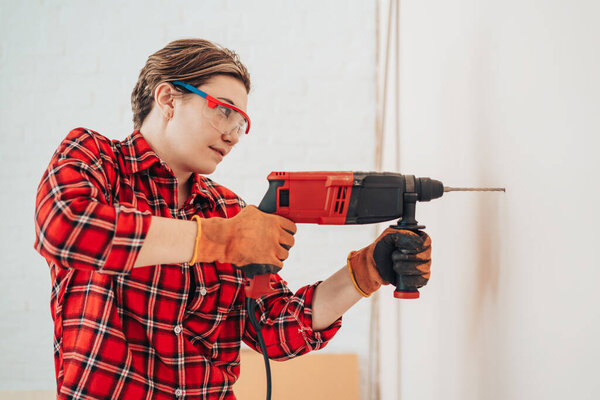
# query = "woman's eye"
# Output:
<box><xmin>217</xmin><ymin>105</ymin><xmax>232</xmax><ymax>118</ymax></box>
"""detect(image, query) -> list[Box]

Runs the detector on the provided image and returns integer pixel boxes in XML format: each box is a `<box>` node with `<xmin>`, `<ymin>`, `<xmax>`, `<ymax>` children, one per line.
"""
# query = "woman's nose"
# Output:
<box><xmin>222</xmin><ymin>129</ymin><xmax>240</xmax><ymax>145</ymax></box>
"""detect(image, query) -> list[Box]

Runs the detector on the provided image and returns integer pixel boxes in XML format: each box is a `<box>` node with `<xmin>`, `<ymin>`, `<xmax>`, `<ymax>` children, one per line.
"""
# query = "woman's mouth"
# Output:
<box><xmin>209</xmin><ymin>146</ymin><xmax>224</xmax><ymax>159</ymax></box>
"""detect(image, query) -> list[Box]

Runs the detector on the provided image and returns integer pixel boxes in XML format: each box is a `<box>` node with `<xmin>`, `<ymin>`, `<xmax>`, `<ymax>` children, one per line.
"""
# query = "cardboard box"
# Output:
<box><xmin>234</xmin><ymin>350</ymin><xmax>360</xmax><ymax>400</ymax></box>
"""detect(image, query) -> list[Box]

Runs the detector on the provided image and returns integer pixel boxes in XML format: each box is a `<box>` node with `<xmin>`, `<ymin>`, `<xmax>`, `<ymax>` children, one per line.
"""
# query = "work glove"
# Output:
<box><xmin>190</xmin><ymin>205</ymin><xmax>296</xmax><ymax>268</ymax></box>
<box><xmin>347</xmin><ymin>228</ymin><xmax>432</xmax><ymax>297</ymax></box>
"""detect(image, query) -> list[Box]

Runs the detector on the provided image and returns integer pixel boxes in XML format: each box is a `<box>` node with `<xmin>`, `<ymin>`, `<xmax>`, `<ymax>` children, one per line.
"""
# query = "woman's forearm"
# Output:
<box><xmin>311</xmin><ymin>265</ymin><xmax>363</xmax><ymax>331</ymax></box>
<box><xmin>133</xmin><ymin>216</ymin><xmax>197</xmax><ymax>268</ymax></box>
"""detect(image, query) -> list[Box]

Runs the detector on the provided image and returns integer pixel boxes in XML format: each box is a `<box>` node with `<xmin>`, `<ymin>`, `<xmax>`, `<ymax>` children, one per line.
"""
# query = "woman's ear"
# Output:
<box><xmin>154</xmin><ymin>82</ymin><xmax>177</xmax><ymax>121</ymax></box>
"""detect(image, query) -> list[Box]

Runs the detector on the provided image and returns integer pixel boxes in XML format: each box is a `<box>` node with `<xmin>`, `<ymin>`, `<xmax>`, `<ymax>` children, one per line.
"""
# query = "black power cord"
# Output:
<box><xmin>246</xmin><ymin>297</ymin><xmax>272</xmax><ymax>400</ymax></box>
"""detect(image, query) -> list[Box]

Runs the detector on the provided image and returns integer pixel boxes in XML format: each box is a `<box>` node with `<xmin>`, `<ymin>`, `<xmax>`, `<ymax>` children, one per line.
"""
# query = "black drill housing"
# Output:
<box><xmin>346</xmin><ymin>172</ymin><xmax>444</xmax><ymax>225</ymax></box>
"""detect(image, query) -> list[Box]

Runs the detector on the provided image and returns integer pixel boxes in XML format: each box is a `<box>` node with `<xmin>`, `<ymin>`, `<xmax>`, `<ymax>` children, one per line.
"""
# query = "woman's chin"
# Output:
<box><xmin>193</xmin><ymin>163</ymin><xmax>217</xmax><ymax>176</ymax></box>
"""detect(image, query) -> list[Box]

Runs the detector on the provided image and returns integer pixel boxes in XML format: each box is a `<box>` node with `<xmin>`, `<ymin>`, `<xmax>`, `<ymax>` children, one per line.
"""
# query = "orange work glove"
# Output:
<box><xmin>347</xmin><ymin>227</ymin><xmax>431</xmax><ymax>297</ymax></box>
<box><xmin>190</xmin><ymin>205</ymin><xmax>296</xmax><ymax>269</ymax></box>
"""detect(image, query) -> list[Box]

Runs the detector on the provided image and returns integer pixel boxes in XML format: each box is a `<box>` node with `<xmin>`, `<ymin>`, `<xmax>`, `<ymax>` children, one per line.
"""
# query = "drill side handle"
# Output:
<box><xmin>390</xmin><ymin>193</ymin><xmax>424</xmax><ymax>299</ymax></box>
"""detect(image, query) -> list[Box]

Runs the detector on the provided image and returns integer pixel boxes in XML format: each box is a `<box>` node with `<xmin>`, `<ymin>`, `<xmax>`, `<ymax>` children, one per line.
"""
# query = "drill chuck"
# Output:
<box><xmin>414</xmin><ymin>177</ymin><xmax>445</xmax><ymax>202</ymax></box>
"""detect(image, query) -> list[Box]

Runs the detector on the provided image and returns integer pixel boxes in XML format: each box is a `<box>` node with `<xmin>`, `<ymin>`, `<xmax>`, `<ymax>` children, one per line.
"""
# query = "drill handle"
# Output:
<box><xmin>240</xmin><ymin>261</ymin><xmax>280</xmax><ymax>299</ymax></box>
<box><xmin>241</xmin><ymin>190</ymin><xmax>284</xmax><ymax>299</ymax></box>
<box><xmin>242</xmin><ymin>266</ymin><xmax>280</xmax><ymax>299</ymax></box>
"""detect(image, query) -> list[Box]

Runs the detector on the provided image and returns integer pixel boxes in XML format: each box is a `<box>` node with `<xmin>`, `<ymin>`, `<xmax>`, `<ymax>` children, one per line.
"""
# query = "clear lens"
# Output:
<box><xmin>202</xmin><ymin>102</ymin><xmax>248</xmax><ymax>138</ymax></box>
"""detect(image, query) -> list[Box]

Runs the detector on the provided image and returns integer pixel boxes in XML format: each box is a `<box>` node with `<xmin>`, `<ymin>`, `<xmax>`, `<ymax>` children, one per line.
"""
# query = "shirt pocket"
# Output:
<box><xmin>185</xmin><ymin>262</ymin><xmax>244</xmax><ymax>344</ymax></box>
<box><xmin>210</xmin><ymin>303</ymin><xmax>245</xmax><ymax>364</ymax></box>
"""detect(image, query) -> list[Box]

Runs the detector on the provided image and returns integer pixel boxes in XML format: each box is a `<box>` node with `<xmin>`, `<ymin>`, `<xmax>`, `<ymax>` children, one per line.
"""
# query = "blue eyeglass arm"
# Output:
<box><xmin>171</xmin><ymin>81</ymin><xmax>208</xmax><ymax>99</ymax></box>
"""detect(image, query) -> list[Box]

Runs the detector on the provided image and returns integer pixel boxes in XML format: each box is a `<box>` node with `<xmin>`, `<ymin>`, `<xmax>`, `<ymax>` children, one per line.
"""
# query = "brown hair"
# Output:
<box><xmin>131</xmin><ymin>38</ymin><xmax>251</xmax><ymax>130</ymax></box>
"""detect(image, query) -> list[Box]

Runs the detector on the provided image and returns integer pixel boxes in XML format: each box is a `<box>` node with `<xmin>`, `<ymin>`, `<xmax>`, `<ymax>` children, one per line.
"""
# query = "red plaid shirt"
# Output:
<box><xmin>34</xmin><ymin>128</ymin><xmax>341</xmax><ymax>399</ymax></box>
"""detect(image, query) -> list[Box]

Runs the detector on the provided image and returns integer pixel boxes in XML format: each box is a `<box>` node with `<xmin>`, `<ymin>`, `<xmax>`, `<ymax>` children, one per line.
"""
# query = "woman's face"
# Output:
<box><xmin>165</xmin><ymin>75</ymin><xmax>249</xmax><ymax>176</ymax></box>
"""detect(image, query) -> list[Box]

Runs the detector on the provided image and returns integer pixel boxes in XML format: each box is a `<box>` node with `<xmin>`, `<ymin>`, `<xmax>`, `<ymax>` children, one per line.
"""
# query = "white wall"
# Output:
<box><xmin>0</xmin><ymin>0</ymin><xmax>376</xmax><ymax>395</ymax></box>
<box><xmin>378</xmin><ymin>1</ymin><xmax>600</xmax><ymax>399</ymax></box>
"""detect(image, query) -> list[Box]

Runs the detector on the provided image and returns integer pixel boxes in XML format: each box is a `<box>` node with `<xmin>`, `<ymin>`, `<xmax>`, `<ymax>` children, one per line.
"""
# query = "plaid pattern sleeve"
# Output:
<box><xmin>243</xmin><ymin>275</ymin><xmax>342</xmax><ymax>360</ymax></box>
<box><xmin>34</xmin><ymin>128</ymin><xmax>152</xmax><ymax>274</ymax></box>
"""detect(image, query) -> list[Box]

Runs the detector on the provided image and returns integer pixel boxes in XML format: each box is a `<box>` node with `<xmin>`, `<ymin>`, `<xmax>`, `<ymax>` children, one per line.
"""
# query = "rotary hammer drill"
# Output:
<box><xmin>242</xmin><ymin>171</ymin><xmax>504</xmax><ymax>300</ymax></box>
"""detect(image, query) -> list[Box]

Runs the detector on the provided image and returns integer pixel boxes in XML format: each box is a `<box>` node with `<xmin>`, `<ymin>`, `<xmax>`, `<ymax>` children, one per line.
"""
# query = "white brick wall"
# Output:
<box><xmin>0</xmin><ymin>0</ymin><xmax>376</xmax><ymax>393</ymax></box>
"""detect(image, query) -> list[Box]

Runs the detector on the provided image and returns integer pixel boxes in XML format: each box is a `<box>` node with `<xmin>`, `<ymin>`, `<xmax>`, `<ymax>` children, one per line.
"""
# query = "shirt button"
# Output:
<box><xmin>199</xmin><ymin>287</ymin><xmax>207</xmax><ymax>296</ymax></box>
<box><xmin>174</xmin><ymin>325</ymin><xmax>182</xmax><ymax>335</ymax></box>
<box><xmin>175</xmin><ymin>388</ymin><xmax>183</xmax><ymax>397</ymax></box>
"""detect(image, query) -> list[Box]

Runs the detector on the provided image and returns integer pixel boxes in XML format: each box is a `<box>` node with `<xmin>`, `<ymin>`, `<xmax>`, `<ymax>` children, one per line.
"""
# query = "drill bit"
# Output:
<box><xmin>444</xmin><ymin>187</ymin><xmax>506</xmax><ymax>192</ymax></box>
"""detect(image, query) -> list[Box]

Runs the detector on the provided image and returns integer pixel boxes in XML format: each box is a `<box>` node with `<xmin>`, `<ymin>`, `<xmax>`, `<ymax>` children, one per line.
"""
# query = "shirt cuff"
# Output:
<box><xmin>272</xmin><ymin>281</ymin><xmax>343</xmax><ymax>353</ymax></box>
<box><xmin>100</xmin><ymin>205</ymin><xmax>152</xmax><ymax>274</ymax></box>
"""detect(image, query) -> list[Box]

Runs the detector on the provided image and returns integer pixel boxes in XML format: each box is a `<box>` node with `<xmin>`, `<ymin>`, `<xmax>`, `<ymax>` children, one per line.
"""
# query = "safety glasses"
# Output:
<box><xmin>171</xmin><ymin>80</ymin><xmax>251</xmax><ymax>136</ymax></box>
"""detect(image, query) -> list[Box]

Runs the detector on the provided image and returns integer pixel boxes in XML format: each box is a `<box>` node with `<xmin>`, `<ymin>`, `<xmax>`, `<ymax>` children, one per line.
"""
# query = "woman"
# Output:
<box><xmin>34</xmin><ymin>38</ymin><xmax>432</xmax><ymax>399</ymax></box>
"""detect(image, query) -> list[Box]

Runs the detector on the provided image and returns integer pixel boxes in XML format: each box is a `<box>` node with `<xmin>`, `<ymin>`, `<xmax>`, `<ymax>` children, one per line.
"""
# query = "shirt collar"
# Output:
<box><xmin>189</xmin><ymin>173</ymin><xmax>220</xmax><ymax>210</ymax></box>
<box><xmin>120</xmin><ymin>131</ymin><xmax>164</xmax><ymax>175</ymax></box>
